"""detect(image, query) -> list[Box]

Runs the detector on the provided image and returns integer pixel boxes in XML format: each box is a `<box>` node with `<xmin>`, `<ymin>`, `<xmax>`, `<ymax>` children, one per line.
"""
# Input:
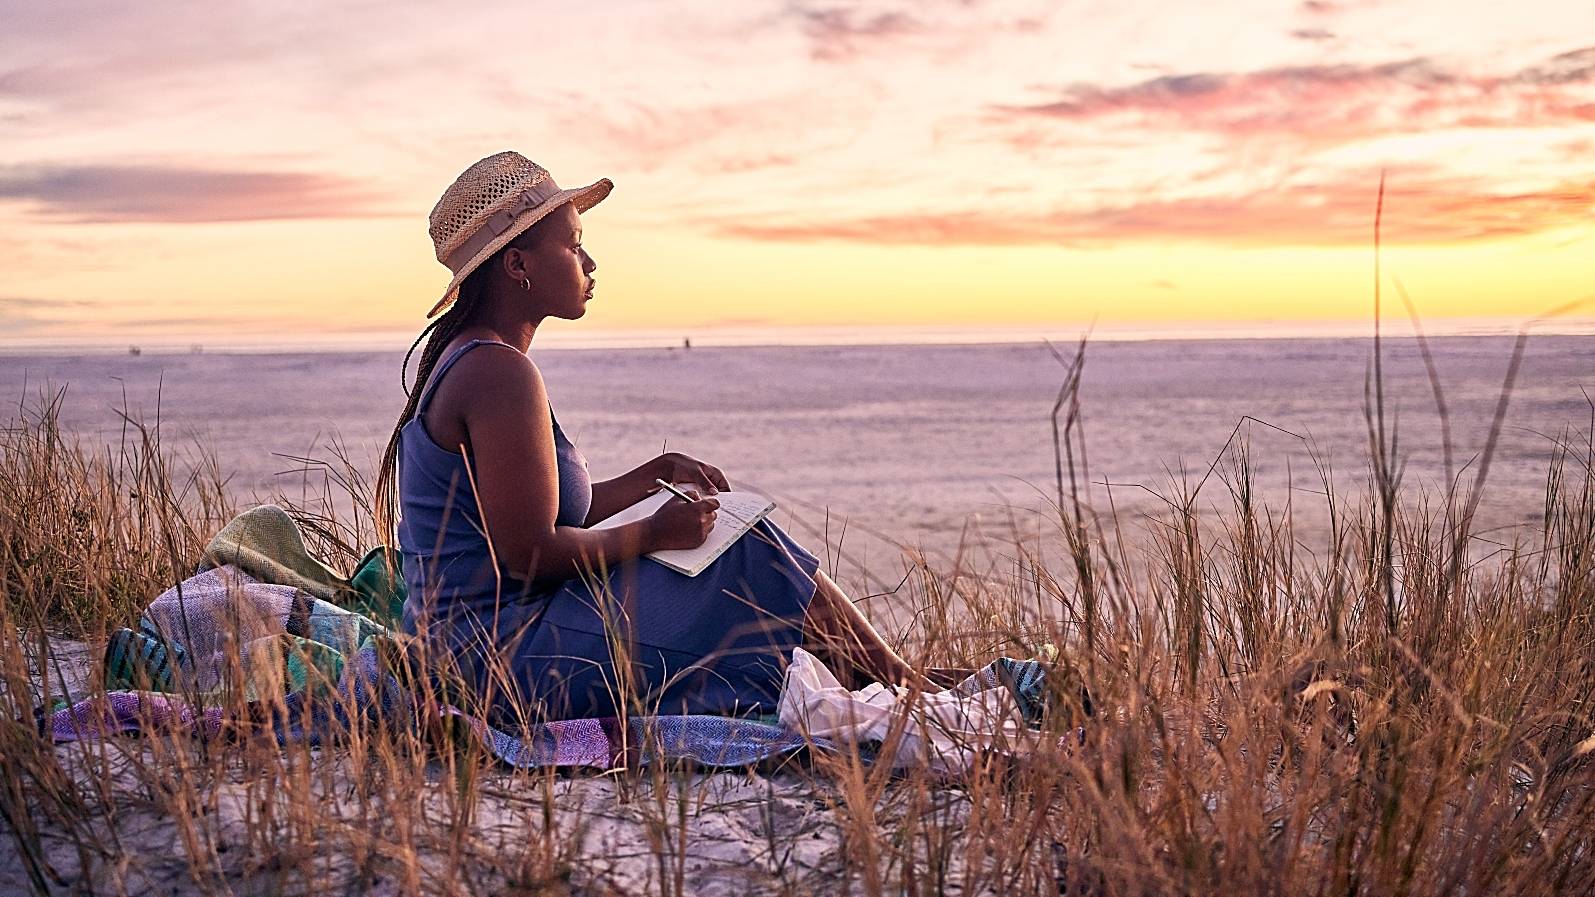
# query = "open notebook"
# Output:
<box><xmin>589</xmin><ymin>487</ymin><xmax>776</xmax><ymax>576</ymax></box>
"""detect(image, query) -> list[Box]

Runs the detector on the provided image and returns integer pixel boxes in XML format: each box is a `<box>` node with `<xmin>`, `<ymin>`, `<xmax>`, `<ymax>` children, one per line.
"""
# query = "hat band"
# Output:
<box><xmin>443</xmin><ymin>177</ymin><xmax>565</xmax><ymax>274</ymax></box>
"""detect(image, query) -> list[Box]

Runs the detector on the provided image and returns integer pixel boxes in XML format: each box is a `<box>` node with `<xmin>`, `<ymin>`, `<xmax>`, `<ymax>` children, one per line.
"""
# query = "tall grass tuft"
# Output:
<box><xmin>1</xmin><ymin>361</ymin><xmax>1593</xmax><ymax>895</ymax></box>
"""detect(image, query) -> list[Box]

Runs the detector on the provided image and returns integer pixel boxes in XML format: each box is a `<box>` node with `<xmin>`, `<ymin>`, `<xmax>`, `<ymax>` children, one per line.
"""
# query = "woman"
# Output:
<box><xmin>375</xmin><ymin>151</ymin><xmax>927</xmax><ymax>725</ymax></box>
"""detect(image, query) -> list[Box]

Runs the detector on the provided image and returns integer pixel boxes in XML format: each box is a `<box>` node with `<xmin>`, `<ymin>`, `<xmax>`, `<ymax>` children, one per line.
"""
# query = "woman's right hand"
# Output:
<box><xmin>645</xmin><ymin>491</ymin><xmax>719</xmax><ymax>550</ymax></box>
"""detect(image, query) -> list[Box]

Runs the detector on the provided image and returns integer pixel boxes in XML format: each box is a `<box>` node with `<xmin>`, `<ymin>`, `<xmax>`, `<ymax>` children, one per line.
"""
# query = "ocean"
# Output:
<box><xmin>2</xmin><ymin>334</ymin><xmax>1590</xmax><ymax>593</ymax></box>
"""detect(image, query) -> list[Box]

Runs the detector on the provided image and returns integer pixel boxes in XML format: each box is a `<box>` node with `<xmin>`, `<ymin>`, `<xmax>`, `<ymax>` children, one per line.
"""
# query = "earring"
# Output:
<box><xmin>521</xmin><ymin>277</ymin><xmax>531</xmax><ymax>291</ymax></box>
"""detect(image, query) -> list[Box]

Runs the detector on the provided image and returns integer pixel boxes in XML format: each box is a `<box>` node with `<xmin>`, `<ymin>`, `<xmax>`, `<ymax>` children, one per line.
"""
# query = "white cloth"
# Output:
<box><xmin>777</xmin><ymin>647</ymin><xmax>1041</xmax><ymax>773</ymax></box>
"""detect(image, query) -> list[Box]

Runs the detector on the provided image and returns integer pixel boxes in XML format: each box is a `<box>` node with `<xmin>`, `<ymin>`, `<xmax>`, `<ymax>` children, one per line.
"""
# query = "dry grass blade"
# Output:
<box><xmin>2</xmin><ymin>342</ymin><xmax>1593</xmax><ymax>895</ymax></box>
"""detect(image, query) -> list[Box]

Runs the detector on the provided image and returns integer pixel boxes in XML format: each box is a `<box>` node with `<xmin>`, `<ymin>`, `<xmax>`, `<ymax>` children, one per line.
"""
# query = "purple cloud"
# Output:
<box><xmin>1509</xmin><ymin>46</ymin><xmax>1595</xmax><ymax>86</ymax></box>
<box><xmin>776</xmin><ymin>1</ymin><xmax>1046</xmax><ymax>64</ymax></box>
<box><xmin>798</xmin><ymin>6</ymin><xmax>924</xmax><ymax>61</ymax></box>
<box><xmin>0</xmin><ymin>164</ymin><xmax>396</xmax><ymax>223</ymax></box>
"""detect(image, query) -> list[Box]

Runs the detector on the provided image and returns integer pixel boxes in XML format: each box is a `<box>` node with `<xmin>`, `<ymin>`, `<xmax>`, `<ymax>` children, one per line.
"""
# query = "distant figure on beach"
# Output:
<box><xmin>375</xmin><ymin>151</ymin><xmax>926</xmax><ymax>723</ymax></box>
<box><xmin>683</xmin><ymin>336</ymin><xmax>691</xmax><ymax>350</ymax></box>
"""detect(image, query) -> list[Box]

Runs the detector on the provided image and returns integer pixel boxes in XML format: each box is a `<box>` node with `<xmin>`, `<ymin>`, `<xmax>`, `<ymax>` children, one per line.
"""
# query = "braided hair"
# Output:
<box><xmin>374</xmin><ymin>221</ymin><xmax>556</xmax><ymax>547</ymax></box>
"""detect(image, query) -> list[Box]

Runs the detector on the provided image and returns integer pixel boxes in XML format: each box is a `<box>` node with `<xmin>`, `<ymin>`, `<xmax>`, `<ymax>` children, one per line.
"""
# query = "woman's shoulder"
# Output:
<box><xmin>422</xmin><ymin>338</ymin><xmax>548</xmax><ymax>445</ymax></box>
<box><xmin>441</xmin><ymin>339</ymin><xmax>544</xmax><ymax>401</ymax></box>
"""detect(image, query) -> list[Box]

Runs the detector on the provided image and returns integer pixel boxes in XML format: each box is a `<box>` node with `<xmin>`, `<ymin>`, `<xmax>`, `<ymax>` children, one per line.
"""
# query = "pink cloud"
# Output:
<box><xmin>992</xmin><ymin>48</ymin><xmax>1595</xmax><ymax>146</ymax></box>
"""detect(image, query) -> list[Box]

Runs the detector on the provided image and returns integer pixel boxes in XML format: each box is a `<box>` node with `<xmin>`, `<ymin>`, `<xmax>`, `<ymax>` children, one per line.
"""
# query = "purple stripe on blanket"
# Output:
<box><xmin>48</xmin><ymin>692</ymin><xmax>224</xmax><ymax>741</ymax></box>
<box><xmin>42</xmin><ymin>645</ymin><xmax>814</xmax><ymax>771</ymax></box>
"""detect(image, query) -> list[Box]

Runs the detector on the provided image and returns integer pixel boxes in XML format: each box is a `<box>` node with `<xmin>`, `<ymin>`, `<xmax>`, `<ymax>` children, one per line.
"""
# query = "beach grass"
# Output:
<box><xmin>1</xmin><ymin>346</ymin><xmax>1593</xmax><ymax>896</ymax></box>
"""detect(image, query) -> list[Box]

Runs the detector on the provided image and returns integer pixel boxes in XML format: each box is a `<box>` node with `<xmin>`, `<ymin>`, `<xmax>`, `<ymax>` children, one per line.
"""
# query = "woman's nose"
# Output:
<box><xmin>581</xmin><ymin>249</ymin><xmax>597</xmax><ymax>273</ymax></box>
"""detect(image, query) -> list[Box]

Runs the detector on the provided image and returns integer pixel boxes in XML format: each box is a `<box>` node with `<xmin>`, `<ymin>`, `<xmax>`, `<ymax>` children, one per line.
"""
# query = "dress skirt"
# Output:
<box><xmin>472</xmin><ymin>518</ymin><xmax>820</xmax><ymax>723</ymax></box>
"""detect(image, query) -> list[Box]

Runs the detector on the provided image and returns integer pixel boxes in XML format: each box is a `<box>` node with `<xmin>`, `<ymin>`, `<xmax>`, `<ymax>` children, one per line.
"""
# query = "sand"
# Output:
<box><xmin>6</xmin><ymin>333</ymin><xmax>1589</xmax><ymax>892</ymax></box>
<box><xmin>4</xmin><ymin>638</ymin><xmax>990</xmax><ymax>896</ymax></box>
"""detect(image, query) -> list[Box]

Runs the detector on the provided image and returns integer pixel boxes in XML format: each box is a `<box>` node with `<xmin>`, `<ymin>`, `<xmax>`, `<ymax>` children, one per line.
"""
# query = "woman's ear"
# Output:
<box><xmin>500</xmin><ymin>245</ymin><xmax>534</xmax><ymax>282</ymax></box>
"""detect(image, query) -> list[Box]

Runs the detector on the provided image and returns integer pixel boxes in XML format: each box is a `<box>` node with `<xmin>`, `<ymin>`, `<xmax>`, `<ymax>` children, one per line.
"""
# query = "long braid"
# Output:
<box><xmin>376</xmin><ymin>215</ymin><xmax>557</xmax><ymax>552</ymax></box>
<box><xmin>373</xmin><ymin>271</ymin><xmax>487</xmax><ymax>547</ymax></box>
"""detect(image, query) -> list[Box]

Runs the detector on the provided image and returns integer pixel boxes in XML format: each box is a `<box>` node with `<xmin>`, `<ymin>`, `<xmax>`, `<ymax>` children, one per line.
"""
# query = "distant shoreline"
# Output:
<box><xmin>1</xmin><ymin>317</ymin><xmax>1591</xmax><ymax>357</ymax></box>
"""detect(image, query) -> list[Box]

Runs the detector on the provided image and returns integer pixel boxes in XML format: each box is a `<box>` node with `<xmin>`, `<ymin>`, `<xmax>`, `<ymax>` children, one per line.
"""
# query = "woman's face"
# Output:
<box><xmin>505</xmin><ymin>202</ymin><xmax>597</xmax><ymax>320</ymax></box>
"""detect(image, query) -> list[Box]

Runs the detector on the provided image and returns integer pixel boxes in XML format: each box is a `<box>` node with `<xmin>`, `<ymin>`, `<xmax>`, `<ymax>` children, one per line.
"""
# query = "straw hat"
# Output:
<box><xmin>426</xmin><ymin>151</ymin><xmax>613</xmax><ymax>318</ymax></box>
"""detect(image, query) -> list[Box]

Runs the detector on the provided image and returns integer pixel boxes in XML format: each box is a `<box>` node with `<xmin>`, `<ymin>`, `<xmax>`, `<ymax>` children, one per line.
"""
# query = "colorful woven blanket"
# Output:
<box><xmin>49</xmin><ymin>564</ymin><xmax>816</xmax><ymax>770</ymax></box>
<box><xmin>41</xmin><ymin>505</ymin><xmax>1077</xmax><ymax>773</ymax></box>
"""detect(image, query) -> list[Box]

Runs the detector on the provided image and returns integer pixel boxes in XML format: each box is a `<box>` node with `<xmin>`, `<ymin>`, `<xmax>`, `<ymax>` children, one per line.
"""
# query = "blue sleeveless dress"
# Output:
<box><xmin>397</xmin><ymin>339</ymin><xmax>820</xmax><ymax>722</ymax></box>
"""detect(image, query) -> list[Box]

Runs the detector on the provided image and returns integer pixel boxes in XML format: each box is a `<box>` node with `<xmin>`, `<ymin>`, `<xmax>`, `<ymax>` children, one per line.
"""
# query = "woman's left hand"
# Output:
<box><xmin>653</xmin><ymin>452</ymin><xmax>730</xmax><ymax>494</ymax></box>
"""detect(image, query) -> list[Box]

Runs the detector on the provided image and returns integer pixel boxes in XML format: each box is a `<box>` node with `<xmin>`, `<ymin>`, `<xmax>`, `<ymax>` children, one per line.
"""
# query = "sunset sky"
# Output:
<box><xmin>1</xmin><ymin>0</ymin><xmax>1592</xmax><ymax>347</ymax></box>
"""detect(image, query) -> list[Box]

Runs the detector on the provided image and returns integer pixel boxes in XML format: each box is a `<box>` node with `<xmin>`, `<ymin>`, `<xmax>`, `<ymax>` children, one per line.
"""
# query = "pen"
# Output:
<box><xmin>653</xmin><ymin>479</ymin><xmax>754</xmax><ymax>527</ymax></box>
<box><xmin>654</xmin><ymin>478</ymin><xmax>698</xmax><ymax>503</ymax></box>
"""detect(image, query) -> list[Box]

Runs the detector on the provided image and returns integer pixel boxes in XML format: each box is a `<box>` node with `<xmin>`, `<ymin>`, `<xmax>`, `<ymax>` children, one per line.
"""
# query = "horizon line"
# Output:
<box><xmin>1</xmin><ymin>316</ymin><xmax>1591</xmax><ymax>356</ymax></box>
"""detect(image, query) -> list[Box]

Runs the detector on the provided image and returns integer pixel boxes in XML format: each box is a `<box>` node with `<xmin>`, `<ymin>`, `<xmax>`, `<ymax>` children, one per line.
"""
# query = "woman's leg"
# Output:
<box><xmin>802</xmin><ymin>571</ymin><xmax>934</xmax><ymax>690</ymax></box>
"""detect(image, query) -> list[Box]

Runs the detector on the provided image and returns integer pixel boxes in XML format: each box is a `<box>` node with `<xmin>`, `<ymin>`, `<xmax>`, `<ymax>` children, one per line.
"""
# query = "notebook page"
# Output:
<box><xmin>647</xmin><ymin>491</ymin><xmax>775</xmax><ymax>575</ymax></box>
<box><xmin>589</xmin><ymin>488</ymin><xmax>776</xmax><ymax>576</ymax></box>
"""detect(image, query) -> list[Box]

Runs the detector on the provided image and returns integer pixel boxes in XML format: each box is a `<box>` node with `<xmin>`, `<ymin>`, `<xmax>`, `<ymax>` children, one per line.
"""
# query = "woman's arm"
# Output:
<box><xmin>584</xmin><ymin>459</ymin><xmax>666</xmax><ymax>526</ymax></box>
<box><xmin>584</xmin><ymin>452</ymin><xmax>731</xmax><ymax>526</ymax></box>
<box><xmin>450</xmin><ymin>348</ymin><xmax>719</xmax><ymax>584</ymax></box>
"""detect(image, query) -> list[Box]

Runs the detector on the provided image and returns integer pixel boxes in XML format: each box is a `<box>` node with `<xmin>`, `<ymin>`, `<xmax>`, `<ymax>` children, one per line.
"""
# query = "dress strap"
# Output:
<box><xmin>413</xmin><ymin>338</ymin><xmax>520</xmax><ymax>418</ymax></box>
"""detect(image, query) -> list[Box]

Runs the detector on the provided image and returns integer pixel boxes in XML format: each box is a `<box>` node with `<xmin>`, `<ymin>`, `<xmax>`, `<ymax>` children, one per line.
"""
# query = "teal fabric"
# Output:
<box><xmin>348</xmin><ymin>546</ymin><xmax>407</xmax><ymax>629</ymax></box>
<box><xmin>104</xmin><ymin>626</ymin><xmax>181</xmax><ymax>692</ymax></box>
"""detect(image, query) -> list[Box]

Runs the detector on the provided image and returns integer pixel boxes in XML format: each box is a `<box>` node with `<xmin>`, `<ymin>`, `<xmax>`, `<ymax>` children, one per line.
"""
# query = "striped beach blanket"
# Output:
<box><xmin>39</xmin><ymin>506</ymin><xmax>1072</xmax><ymax>771</ymax></box>
<box><xmin>45</xmin><ymin>564</ymin><xmax>817</xmax><ymax>770</ymax></box>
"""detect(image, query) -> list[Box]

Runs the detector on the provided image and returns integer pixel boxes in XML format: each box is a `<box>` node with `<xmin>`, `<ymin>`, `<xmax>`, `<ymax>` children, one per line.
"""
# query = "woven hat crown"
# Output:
<box><xmin>428</xmin><ymin>151</ymin><xmax>550</xmax><ymax>265</ymax></box>
<box><xmin>421</xmin><ymin>151</ymin><xmax>611</xmax><ymax>318</ymax></box>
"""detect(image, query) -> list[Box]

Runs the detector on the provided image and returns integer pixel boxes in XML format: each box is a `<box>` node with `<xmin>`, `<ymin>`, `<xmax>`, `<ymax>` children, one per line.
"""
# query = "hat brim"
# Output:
<box><xmin>426</xmin><ymin>177</ymin><xmax>613</xmax><ymax>319</ymax></box>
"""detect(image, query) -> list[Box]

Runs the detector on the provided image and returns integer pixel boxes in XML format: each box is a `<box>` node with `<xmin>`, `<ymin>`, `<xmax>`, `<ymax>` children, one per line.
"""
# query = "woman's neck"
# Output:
<box><xmin>459</xmin><ymin>306</ymin><xmax>542</xmax><ymax>353</ymax></box>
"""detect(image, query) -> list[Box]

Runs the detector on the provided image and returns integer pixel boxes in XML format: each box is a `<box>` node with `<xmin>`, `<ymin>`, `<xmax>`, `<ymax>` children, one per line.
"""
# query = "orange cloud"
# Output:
<box><xmin>0</xmin><ymin>295</ymin><xmax>105</xmax><ymax>336</ymax></box>
<box><xmin>709</xmin><ymin>168</ymin><xmax>1595</xmax><ymax>247</ymax></box>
